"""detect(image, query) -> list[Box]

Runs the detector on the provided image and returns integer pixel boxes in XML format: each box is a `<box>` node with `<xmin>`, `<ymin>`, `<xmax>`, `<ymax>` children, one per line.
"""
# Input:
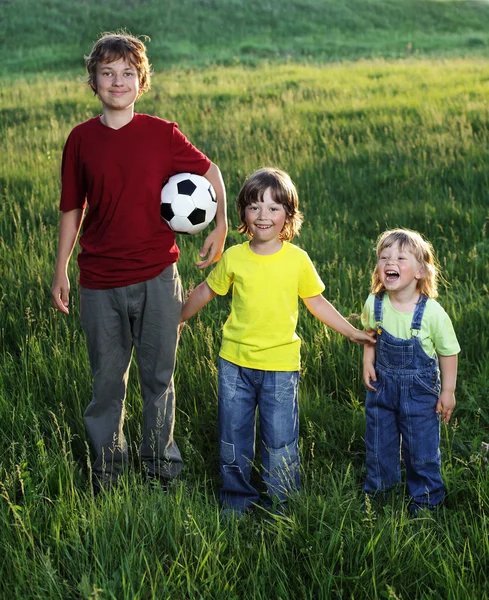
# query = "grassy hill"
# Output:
<box><xmin>3</xmin><ymin>0</ymin><xmax>489</xmax><ymax>75</ymax></box>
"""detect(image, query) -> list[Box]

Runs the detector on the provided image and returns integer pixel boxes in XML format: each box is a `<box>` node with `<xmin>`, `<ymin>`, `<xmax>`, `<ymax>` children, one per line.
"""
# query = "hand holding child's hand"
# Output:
<box><xmin>436</xmin><ymin>390</ymin><xmax>456</xmax><ymax>424</ymax></box>
<box><xmin>349</xmin><ymin>329</ymin><xmax>377</xmax><ymax>346</ymax></box>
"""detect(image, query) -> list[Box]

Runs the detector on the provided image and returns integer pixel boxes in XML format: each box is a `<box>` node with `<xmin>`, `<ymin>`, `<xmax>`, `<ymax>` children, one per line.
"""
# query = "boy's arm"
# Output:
<box><xmin>303</xmin><ymin>295</ymin><xmax>376</xmax><ymax>345</ymax></box>
<box><xmin>196</xmin><ymin>163</ymin><xmax>228</xmax><ymax>269</ymax></box>
<box><xmin>51</xmin><ymin>209</ymin><xmax>84</xmax><ymax>314</ymax></box>
<box><xmin>436</xmin><ymin>354</ymin><xmax>458</xmax><ymax>424</ymax></box>
<box><xmin>181</xmin><ymin>281</ymin><xmax>217</xmax><ymax>322</ymax></box>
<box><xmin>363</xmin><ymin>344</ymin><xmax>377</xmax><ymax>391</ymax></box>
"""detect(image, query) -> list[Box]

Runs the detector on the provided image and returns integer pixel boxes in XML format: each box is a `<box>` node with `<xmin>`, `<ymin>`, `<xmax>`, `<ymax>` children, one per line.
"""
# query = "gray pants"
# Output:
<box><xmin>80</xmin><ymin>264</ymin><xmax>184</xmax><ymax>484</ymax></box>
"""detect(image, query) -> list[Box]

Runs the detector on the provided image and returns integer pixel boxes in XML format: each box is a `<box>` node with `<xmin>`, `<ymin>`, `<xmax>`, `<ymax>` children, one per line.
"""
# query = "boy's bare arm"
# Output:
<box><xmin>363</xmin><ymin>344</ymin><xmax>377</xmax><ymax>391</ymax></box>
<box><xmin>437</xmin><ymin>354</ymin><xmax>458</xmax><ymax>424</ymax></box>
<box><xmin>51</xmin><ymin>209</ymin><xmax>84</xmax><ymax>314</ymax></box>
<box><xmin>197</xmin><ymin>163</ymin><xmax>228</xmax><ymax>269</ymax></box>
<box><xmin>303</xmin><ymin>295</ymin><xmax>376</xmax><ymax>345</ymax></box>
<box><xmin>181</xmin><ymin>281</ymin><xmax>217</xmax><ymax>323</ymax></box>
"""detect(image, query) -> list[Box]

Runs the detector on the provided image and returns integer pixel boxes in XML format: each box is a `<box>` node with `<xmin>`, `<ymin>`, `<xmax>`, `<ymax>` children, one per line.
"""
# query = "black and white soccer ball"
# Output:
<box><xmin>160</xmin><ymin>173</ymin><xmax>217</xmax><ymax>234</ymax></box>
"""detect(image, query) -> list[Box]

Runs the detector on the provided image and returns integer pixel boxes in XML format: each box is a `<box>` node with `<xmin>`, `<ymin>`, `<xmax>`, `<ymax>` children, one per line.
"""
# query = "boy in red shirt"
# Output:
<box><xmin>51</xmin><ymin>32</ymin><xmax>227</xmax><ymax>492</ymax></box>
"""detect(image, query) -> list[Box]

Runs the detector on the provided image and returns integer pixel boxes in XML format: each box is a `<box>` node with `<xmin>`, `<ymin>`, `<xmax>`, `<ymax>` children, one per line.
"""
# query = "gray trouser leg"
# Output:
<box><xmin>133</xmin><ymin>266</ymin><xmax>184</xmax><ymax>478</ymax></box>
<box><xmin>80</xmin><ymin>285</ymin><xmax>132</xmax><ymax>483</ymax></box>
<box><xmin>80</xmin><ymin>264</ymin><xmax>184</xmax><ymax>483</ymax></box>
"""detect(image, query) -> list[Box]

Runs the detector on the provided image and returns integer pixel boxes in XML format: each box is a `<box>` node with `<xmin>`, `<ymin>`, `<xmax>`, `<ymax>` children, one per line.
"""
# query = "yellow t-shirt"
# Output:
<box><xmin>206</xmin><ymin>241</ymin><xmax>325</xmax><ymax>371</ymax></box>
<box><xmin>361</xmin><ymin>293</ymin><xmax>460</xmax><ymax>357</ymax></box>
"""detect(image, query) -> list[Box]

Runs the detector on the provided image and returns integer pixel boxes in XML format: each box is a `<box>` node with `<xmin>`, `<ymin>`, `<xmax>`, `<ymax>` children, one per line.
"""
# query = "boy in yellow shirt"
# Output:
<box><xmin>181</xmin><ymin>167</ymin><xmax>375</xmax><ymax>514</ymax></box>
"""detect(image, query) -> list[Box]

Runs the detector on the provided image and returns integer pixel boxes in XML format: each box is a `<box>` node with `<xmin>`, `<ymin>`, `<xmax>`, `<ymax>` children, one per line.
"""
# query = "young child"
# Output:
<box><xmin>180</xmin><ymin>167</ymin><xmax>375</xmax><ymax>514</ymax></box>
<box><xmin>362</xmin><ymin>228</ymin><xmax>460</xmax><ymax>513</ymax></box>
<box><xmin>51</xmin><ymin>32</ymin><xmax>227</xmax><ymax>492</ymax></box>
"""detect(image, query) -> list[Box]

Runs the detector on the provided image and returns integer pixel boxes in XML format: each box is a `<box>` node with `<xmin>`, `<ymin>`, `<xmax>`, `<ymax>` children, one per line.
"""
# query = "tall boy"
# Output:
<box><xmin>51</xmin><ymin>32</ymin><xmax>227</xmax><ymax>491</ymax></box>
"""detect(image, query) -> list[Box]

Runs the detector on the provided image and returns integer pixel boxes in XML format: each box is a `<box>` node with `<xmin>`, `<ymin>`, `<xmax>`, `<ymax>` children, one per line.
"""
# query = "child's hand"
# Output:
<box><xmin>436</xmin><ymin>390</ymin><xmax>456</xmax><ymax>424</ymax></box>
<box><xmin>178</xmin><ymin>321</ymin><xmax>186</xmax><ymax>339</ymax></box>
<box><xmin>363</xmin><ymin>362</ymin><xmax>377</xmax><ymax>391</ymax></box>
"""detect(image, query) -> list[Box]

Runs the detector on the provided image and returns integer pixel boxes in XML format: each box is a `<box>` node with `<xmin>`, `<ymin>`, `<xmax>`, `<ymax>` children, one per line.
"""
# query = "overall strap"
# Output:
<box><xmin>410</xmin><ymin>294</ymin><xmax>428</xmax><ymax>337</ymax></box>
<box><xmin>373</xmin><ymin>293</ymin><xmax>384</xmax><ymax>332</ymax></box>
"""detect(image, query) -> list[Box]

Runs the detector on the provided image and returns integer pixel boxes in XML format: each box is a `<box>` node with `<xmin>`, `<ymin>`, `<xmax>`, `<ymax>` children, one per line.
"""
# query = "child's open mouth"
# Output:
<box><xmin>385</xmin><ymin>270</ymin><xmax>399</xmax><ymax>282</ymax></box>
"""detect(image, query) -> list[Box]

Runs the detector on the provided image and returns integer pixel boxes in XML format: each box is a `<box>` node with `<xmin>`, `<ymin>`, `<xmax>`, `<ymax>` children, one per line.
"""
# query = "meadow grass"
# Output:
<box><xmin>3</xmin><ymin>0</ymin><xmax>489</xmax><ymax>77</ymax></box>
<box><xmin>1</xmin><ymin>40</ymin><xmax>489</xmax><ymax>600</ymax></box>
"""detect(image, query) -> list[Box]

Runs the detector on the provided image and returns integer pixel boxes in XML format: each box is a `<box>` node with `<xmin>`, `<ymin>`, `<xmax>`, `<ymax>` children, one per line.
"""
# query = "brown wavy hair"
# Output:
<box><xmin>371</xmin><ymin>228</ymin><xmax>439</xmax><ymax>298</ymax></box>
<box><xmin>237</xmin><ymin>167</ymin><xmax>303</xmax><ymax>241</ymax></box>
<box><xmin>85</xmin><ymin>31</ymin><xmax>152</xmax><ymax>99</ymax></box>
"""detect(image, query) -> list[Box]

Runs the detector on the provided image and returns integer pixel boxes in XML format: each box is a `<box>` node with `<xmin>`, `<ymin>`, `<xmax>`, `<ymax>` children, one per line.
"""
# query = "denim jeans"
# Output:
<box><xmin>364</xmin><ymin>294</ymin><xmax>445</xmax><ymax>509</ymax></box>
<box><xmin>218</xmin><ymin>357</ymin><xmax>300</xmax><ymax>512</ymax></box>
<box><xmin>80</xmin><ymin>264</ymin><xmax>184</xmax><ymax>485</ymax></box>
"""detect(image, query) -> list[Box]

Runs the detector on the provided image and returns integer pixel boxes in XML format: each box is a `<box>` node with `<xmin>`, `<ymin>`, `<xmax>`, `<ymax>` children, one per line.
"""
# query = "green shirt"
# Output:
<box><xmin>361</xmin><ymin>293</ymin><xmax>460</xmax><ymax>357</ymax></box>
<box><xmin>206</xmin><ymin>241</ymin><xmax>325</xmax><ymax>371</ymax></box>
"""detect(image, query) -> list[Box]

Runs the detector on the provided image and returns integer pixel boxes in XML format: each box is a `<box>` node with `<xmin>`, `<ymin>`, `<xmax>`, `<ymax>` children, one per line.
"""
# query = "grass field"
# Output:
<box><xmin>4</xmin><ymin>0</ymin><xmax>489</xmax><ymax>75</ymax></box>
<box><xmin>1</xmin><ymin>1</ymin><xmax>489</xmax><ymax>598</ymax></box>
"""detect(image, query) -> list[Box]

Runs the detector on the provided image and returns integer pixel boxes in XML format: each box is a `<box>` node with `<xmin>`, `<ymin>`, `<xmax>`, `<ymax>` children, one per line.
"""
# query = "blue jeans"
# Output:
<box><xmin>218</xmin><ymin>358</ymin><xmax>300</xmax><ymax>512</ymax></box>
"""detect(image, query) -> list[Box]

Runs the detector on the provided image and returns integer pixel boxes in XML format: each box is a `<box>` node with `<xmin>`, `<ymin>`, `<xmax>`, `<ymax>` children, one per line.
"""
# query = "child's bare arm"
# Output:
<box><xmin>51</xmin><ymin>209</ymin><xmax>84</xmax><ymax>314</ymax></box>
<box><xmin>303</xmin><ymin>295</ymin><xmax>376</xmax><ymax>345</ymax></box>
<box><xmin>363</xmin><ymin>344</ymin><xmax>377</xmax><ymax>391</ymax></box>
<box><xmin>437</xmin><ymin>354</ymin><xmax>458</xmax><ymax>424</ymax></box>
<box><xmin>181</xmin><ymin>281</ymin><xmax>217</xmax><ymax>322</ymax></box>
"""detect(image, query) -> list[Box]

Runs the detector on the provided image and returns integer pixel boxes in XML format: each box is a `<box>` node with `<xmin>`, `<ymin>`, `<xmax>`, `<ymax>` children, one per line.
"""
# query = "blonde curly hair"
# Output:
<box><xmin>371</xmin><ymin>228</ymin><xmax>439</xmax><ymax>298</ymax></box>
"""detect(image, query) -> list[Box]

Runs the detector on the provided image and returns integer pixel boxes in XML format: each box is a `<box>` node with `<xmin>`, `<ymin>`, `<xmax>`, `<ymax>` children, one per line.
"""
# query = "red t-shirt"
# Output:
<box><xmin>60</xmin><ymin>114</ymin><xmax>211</xmax><ymax>289</ymax></box>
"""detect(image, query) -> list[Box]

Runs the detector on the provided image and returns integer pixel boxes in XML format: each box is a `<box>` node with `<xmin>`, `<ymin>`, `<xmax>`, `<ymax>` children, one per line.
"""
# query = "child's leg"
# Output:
<box><xmin>80</xmin><ymin>286</ymin><xmax>132</xmax><ymax>487</ymax></box>
<box><xmin>401</xmin><ymin>377</ymin><xmax>445</xmax><ymax>509</ymax></box>
<box><xmin>259</xmin><ymin>370</ymin><xmax>300</xmax><ymax>506</ymax></box>
<box><xmin>218</xmin><ymin>358</ymin><xmax>260</xmax><ymax>512</ymax></box>
<box><xmin>133</xmin><ymin>265</ymin><xmax>184</xmax><ymax>480</ymax></box>
<box><xmin>364</xmin><ymin>376</ymin><xmax>402</xmax><ymax>495</ymax></box>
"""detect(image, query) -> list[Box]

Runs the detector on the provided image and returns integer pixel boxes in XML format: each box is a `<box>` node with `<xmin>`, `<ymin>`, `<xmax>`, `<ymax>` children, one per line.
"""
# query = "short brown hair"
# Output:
<box><xmin>85</xmin><ymin>32</ymin><xmax>152</xmax><ymax>98</ymax></box>
<box><xmin>371</xmin><ymin>228</ymin><xmax>439</xmax><ymax>298</ymax></box>
<box><xmin>237</xmin><ymin>167</ymin><xmax>303</xmax><ymax>241</ymax></box>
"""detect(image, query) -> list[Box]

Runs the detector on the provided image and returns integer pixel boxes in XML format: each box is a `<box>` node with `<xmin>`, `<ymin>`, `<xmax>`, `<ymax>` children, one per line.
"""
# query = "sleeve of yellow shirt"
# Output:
<box><xmin>298</xmin><ymin>251</ymin><xmax>325</xmax><ymax>298</ymax></box>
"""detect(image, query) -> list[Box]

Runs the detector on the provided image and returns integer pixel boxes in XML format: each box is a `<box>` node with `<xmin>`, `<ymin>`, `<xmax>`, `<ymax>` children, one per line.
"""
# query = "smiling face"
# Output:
<box><xmin>95</xmin><ymin>57</ymin><xmax>140</xmax><ymax>114</ymax></box>
<box><xmin>237</xmin><ymin>168</ymin><xmax>303</xmax><ymax>242</ymax></box>
<box><xmin>245</xmin><ymin>187</ymin><xmax>288</xmax><ymax>252</ymax></box>
<box><xmin>377</xmin><ymin>241</ymin><xmax>424</xmax><ymax>296</ymax></box>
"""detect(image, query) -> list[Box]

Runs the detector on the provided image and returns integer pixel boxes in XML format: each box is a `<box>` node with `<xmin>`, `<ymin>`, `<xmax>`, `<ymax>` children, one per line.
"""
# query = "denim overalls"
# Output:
<box><xmin>364</xmin><ymin>293</ymin><xmax>445</xmax><ymax>509</ymax></box>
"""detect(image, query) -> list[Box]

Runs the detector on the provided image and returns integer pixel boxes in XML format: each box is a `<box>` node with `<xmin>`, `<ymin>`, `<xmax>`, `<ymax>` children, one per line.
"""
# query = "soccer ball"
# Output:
<box><xmin>160</xmin><ymin>173</ymin><xmax>217</xmax><ymax>234</ymax></box>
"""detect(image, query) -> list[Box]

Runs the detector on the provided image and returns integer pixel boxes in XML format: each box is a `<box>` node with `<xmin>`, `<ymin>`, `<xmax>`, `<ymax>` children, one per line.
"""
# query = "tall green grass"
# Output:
<box><xmin>3</xmin><ymin>0</ymin><xmax>489</xmax><ymax>76</ymax></box>
<box><xmin>1</xmin><ymin>57</ymin><xmax>489</xmax><ymax>598</ymax></box>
